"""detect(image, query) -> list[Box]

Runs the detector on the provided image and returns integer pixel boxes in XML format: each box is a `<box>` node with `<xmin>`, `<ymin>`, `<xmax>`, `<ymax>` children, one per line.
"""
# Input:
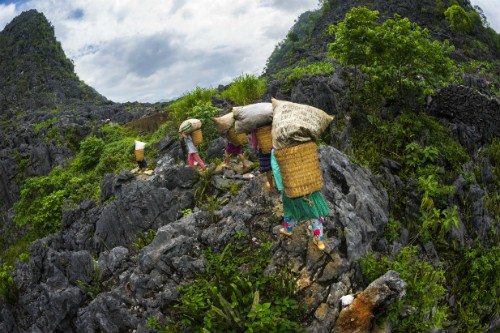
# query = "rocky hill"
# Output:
<box><xmin>0</xmin><ymin>10</ymin><xmax>168</xmax><ymax>212</ymax></box>
<box><xmin>0</xmin><ymin>2</ymin><xmax>499</xmax><ymax>333</ymax></box>
<box><xmin>0</xmin><ymin>10</ymin><xmax>107</xmax><ymax>112</ymax></box>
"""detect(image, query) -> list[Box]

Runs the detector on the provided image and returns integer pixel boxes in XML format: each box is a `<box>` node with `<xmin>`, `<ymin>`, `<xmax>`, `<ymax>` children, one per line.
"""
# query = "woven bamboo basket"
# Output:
<box><xmin>228</xmin><ymin>127</ymin><xmax>247</xmax><ymax>146</ymax></box>
<box><xmin>273</xmin><ymin>141</ymin><xmax>323</xmax><ymax>198</ymax></box>
<box><xmin>255</xmin><ymin>125</ymin><xmax>272</xmax><ymax>154</ymax></box>
<box><xmin>134</xmin><ymin>149</ymin><xmax>145</xmax><ymax>161</ymax></box>
<box><xmin>191</xmin><ymin>129</ymin><xmax>203</xmax><ymax>145</ymax></box>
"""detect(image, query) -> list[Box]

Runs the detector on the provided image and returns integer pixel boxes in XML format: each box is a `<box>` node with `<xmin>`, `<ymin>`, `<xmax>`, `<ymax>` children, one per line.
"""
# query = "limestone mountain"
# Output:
<box><xmin>0</xmin><ymin>9</ymin><xmax>107</xmax><ymax>112</ymax></box>
<box><xmin>0</xmin><ymin>10</ymin><xmax>166</xmax><ymax>214</ymax></box>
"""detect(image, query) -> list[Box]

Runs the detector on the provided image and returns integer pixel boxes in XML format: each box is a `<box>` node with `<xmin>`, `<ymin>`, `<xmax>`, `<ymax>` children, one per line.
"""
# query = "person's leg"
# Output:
<box><xmin>266</xmin><ymin>171</ymin><xmax>274</xmax><ymax>192</ymax></box>
<box><xmin>193</xmin><ymin>153</ymin><xmax>206</xmax><ymax>170</ymax></box>
<box><xmin>224</xmin><ymin>150</ymin><xmax>230</xmax><ymax>166</ymax></box>
<box><xmin>310</xmin><ymin>217</ymin><xmax>325</xmax><ymax>250</ymax></box>
<box><xmin>187</xmin><ymin>153</ymin><xmax>195</xmax><ymax>168</ymax></box>
<box><xmin>137</xmin><ymin>160</ymin><xmax>147</xmax><ymax>169</ymax></box>
<box><xmin>238</xmin><ymin>153</ymin><xmax>250</xmax><ymax>168</ymax></box>
<box><xmin>279</xmin><ymin>216</ymin><xmax>296</xmax><ymax>236</ymax></box>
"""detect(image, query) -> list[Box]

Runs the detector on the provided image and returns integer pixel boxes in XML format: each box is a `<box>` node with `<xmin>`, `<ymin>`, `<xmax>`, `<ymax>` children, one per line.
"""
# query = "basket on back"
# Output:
<box><xmin>255</xmin><ymin>125</ymin><xmax>272</xmax><ymax>154</ymax></box>
<box><xmin>228</xmin><ymin>127</ymin><xmax>247</xmax><ymax>146</ymax></box>
<box><xmin>273</xmin><ymin>141</ymin><xmax>323</xmax><ymax>198</ymax></box>
<box><xmin>191</xmin><ymin>129</ymin><xmax>203</xmax><ymax>145</ymax></box>
<box><xmin>134</xmin><ymin>140</ymin><xmax>146</xmax><ymax>161</ymax></box>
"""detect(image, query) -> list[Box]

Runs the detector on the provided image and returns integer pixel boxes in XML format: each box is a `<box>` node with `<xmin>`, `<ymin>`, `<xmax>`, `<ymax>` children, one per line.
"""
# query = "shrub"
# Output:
<box><xmin>13</xmin><ymin>167</ymin><xmax>101</xmax><ymax>236</ymax></box>
<box><xmin>94</xmin><ymin>137</ymin><xmax>136</xmax><ymax>175</ymax></box>
<box><xmin>0</xmin><ymin>264</ymin><xmax>14</xmax><ymax>300</ymax></box>
<box><xmin>273</xmin><ymin>61</ymin><xmax>335</xmax><ymax>92</ymax></box>
<box><xmin>444</xmin><ymin>5</ymin><xmax>472</xmax><ymax>33</ymax></box>
<box><xmin>360</xmin><ymin>246</ymin><xmax>448</xmax><ymax>332</ymax></box>
<box><xmin>150</xmin><ymin>242</ymin><xmax>304</xmax><ymax>332</ymax></box>
<box><xmin>170</xmin><ymin>87</ymin><xmax>217</xmax><ymax>124</ymax></box>
<box><xmin>353</xmin><ymin>112</ymin><xmax>468</xmax><ymax>177</ymax></box>
<box><xmin>73</xmin><ymin>135</ymin><xmax>105</xmax><ymax>171</ymax></box>
<box><xmin>451</xmin><ymin>245</ymin><xmax>500</xmax><ymax>332</ymax></box>
<box><xmin>328</xmin><ymin>7</ymin><xmax>457</xmax><ymax>108</ymax></box>
<box><xmin>220</xmin><ymin>73</ymin><xmax>267</xmax><ymax>105</ymax></box>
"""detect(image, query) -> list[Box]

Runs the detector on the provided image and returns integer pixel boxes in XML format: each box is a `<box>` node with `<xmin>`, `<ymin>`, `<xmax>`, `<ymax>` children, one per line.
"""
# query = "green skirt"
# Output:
<box><xmin>282</xmin><ymin>190</ymin><xmax>330</xmax><ymax>221</ymax></box>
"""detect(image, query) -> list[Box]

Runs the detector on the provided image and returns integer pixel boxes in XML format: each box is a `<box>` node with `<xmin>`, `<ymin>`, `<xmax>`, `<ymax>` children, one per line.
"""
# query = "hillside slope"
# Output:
<box><xmin>0</xmin><ymin>10</ymin><xmax>107</xmax><ymax>112</ymax></box>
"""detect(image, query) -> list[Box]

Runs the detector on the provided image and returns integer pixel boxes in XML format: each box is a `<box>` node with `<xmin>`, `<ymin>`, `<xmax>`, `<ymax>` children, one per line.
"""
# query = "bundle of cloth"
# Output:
<box><xmin>212</xmin><ymin>111</ymin><xmax>250</xmax><ymax>169</ymax></box>
<box><xmin>270</xmin><ymin>98</ymin><xmax>334</xmax><ymax>251</ymax></box>
<box><xmin>233</xmin><ymin>103</ymin><xmax>274</xmax><ymax>187</ymax></box>
<box><xmin>179</xmin><ymin>118</ymin><xmax>203</xmax><ymax>145</ymax></box>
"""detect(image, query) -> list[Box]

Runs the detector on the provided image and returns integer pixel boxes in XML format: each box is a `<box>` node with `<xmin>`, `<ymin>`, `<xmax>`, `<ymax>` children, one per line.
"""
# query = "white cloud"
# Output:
<box><xmin>470</xmin><ymin>0</ymin><xmax>500</xmax><ymax>33</ymax></box>
<box><xmin>1</xmin><ymin>0</ymin><xmax>499</xmax><ymax>103</ymax></box>
<box><xmin>0</xmin><ymin>0</ymin><xmax>320</xmax><ymax>102</ymax></box>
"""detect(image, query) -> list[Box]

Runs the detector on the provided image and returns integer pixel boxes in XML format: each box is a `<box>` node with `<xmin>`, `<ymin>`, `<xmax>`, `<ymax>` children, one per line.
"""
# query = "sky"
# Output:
<box><xmin>0</xmin><ymin>0</ymin><xmax>499</xmax><ymax>103</ymax></box>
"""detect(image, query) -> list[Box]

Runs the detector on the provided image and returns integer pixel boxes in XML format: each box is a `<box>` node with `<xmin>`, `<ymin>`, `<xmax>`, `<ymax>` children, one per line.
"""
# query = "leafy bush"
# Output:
<box><xmin>0</xmin><ymin>264</ymin><xmax>14</xmax><ymax>301</ymax></box>
<box><xmin>353</xmin><ymin>112</ymin><xmax>469</xmax><ymax>176</ymax></box>
<box><xmin>360</xmin><ymin>246</ymin><xmax>448</xmax><ymax>332</ymax></box>
<box><xmin>150</xmin><ymin>242</ymin><xmax>304</xmax><ymax>332</ymax></box>
<box><xmin>273</xmin><ymin>61</ymin><xmax>335</xmax><ymax>92</ymax></box>
<box><xmin>94</xmin><ymin>137</ymin><xmax>136</xmax><ymax>175</ymax></box>
<box><xmin>451</xmin><ymin>245</ymin><xmax>500</xmax><ymax>332</ymax></box>
<box><xmin>220</xmin><ymin>73</ymin><xmax>267</xmax><ymax>105</ymax></box>
<box><xmin>73</xmin><ymin>135</ymin><xmax>105</xmax><ymax>171</ymax></box>
<box><xmin>417</xmin><ymin>175</ymin><xmax>458</xmax><ymax>243</ymax></box>
<box><xmin>328</xmin><ymin>7</ymin><xmax>458</xmax><ymax>108</ymax></box>
<box><xmin>444</xmin><ymin>5</ymin><xmax>472</xmax><ymax>33</ymax></box>
<box><xmin>99</xmin><ymin>123</ymin><xmax>136</xmax><ymax>144</ymax></box>
<box><xmin>482</xmin><ymin>137</ymin><xmax>500</xmax><ymax>186</ymax></box>
<box><xmin>169</xmin><ymin>87</ymin><xmax>217</xmax><ymax>124</ymax></box>
<box><xmin>13</xmin><ymin>123</ymin><xmax>137</xmax><ymax>238</ymax></box>
<box><xmin>13</xmin><ymin>167</ymin><xmax>101</xmax><ymax>235</ymax></box>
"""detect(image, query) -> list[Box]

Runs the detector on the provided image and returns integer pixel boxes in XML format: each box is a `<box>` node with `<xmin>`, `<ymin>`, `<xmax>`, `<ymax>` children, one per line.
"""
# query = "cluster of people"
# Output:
<box><xmin>139</xmin><ymin>99</ymin><xmax>333</xmax><ymax>251</ymax></box>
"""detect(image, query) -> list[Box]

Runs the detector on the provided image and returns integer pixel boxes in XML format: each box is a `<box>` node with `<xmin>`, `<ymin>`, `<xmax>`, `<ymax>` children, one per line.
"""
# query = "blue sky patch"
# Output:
<box><xmin>69</xmin><ymin>8</ymin><xmax>83</xmax><ymax>20</ymax></box>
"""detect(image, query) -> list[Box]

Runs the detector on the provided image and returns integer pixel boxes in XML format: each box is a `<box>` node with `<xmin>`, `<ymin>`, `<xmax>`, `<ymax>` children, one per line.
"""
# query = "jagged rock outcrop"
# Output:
<box><xmin>427</xmin><ymin>84</ymin><xmax>500</xmax><ymax>154</ymax></box>
<box><xmin>334</xmin><ymin>270</ymin><xmax>407</xmax><ymax>333</ymax></box>
<box><xmin>1</xmin><ymin>144</ymin><xmax>393</xmax><ymax>332</ymax></box>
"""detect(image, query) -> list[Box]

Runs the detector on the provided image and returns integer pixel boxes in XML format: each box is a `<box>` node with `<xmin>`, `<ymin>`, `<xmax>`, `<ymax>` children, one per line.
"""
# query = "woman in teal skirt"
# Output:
<box><xmin>270</xmin><ymin>148</ymin><xmax>329</xmax><ymax>250</ymax></box>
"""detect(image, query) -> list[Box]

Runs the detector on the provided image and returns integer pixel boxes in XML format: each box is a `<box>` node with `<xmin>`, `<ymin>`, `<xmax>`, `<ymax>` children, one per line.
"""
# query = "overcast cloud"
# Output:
<box><xmin>0</xmin><ymin>0</ymin><xmax>498</xmax><ymax>103</ymax></box>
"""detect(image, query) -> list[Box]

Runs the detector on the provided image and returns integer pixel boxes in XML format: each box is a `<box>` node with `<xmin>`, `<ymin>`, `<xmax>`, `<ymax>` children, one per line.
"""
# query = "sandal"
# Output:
<box><xmin>313</xmin><ymin>237</ymin><xmax>325</xmax><ymax>251</ymax></box>
<box><xmin>279</xmin><ymin>228</ymin><xmax>293</xmax><ymax>237</ymax></box>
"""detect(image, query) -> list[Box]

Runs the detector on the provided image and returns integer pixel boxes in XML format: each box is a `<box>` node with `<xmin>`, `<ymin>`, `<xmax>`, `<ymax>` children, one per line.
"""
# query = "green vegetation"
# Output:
<box><xmin>0</xmin><ymin>264</ymin><xmax>14</xmax><ymax>300</ymax></box>
<box><xmin>352</xmin><ymin>112</ymin><xmax>469</xmax><ymax>177</ymax></box>
<box><xmin>132</xmin><ymin>229</ymin><xmax>156</xmax><ymax>254</ymax></box>
<box><xmin>417</xmin><ymin>175</ymin><xmax>459</xmax><ymax>244</ymax></box>
<box><xmin>148</xmin><ymin>242</ymin><xmax>304</xmax><ymax>332</ymax></box>
<box><xmin>76</xmin><ymin>260</ymin><xmax>103</xmax><ymax>301</ymax></box>
<box><xmin>328</xmin><ymin>7</ymin><xmax>458</xmax><ymax>108</ymax></box>
<box><xmin>169</xmin><ymin>87</ymin><xmax>217</xmax><ymax>125</ymax></box>
<box><xmin>220</xmin><ymin>73</ymin><xmax>267</xmax><ymax>105</ymax></box>
<box><xmin>265</xmin><ymin>9</ymin><xmax>322</xmax><ymax>73</ymax></box>
<box><xmin>445</xmin><ymin>5</ymin><xmax>472</xmax><ymax>33</ymax></box>
<box><xmin>450</xmin><ymin>245</ymin><xmax>500</xmax><ymax>332</ymax></box>
<box><xmin>12</xmin><ymin>124</ymin><xmax>140</xmax><ymax>240</ymax></box>
<box><xmin>272</xmin><ymin>61</ymin><xmax>335</xmax><ymax>92</ymax></box>
<box><xmin>360</xmin><ymin>246</ymin><xmax>448</xmax><ymax>332</ymax></box>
